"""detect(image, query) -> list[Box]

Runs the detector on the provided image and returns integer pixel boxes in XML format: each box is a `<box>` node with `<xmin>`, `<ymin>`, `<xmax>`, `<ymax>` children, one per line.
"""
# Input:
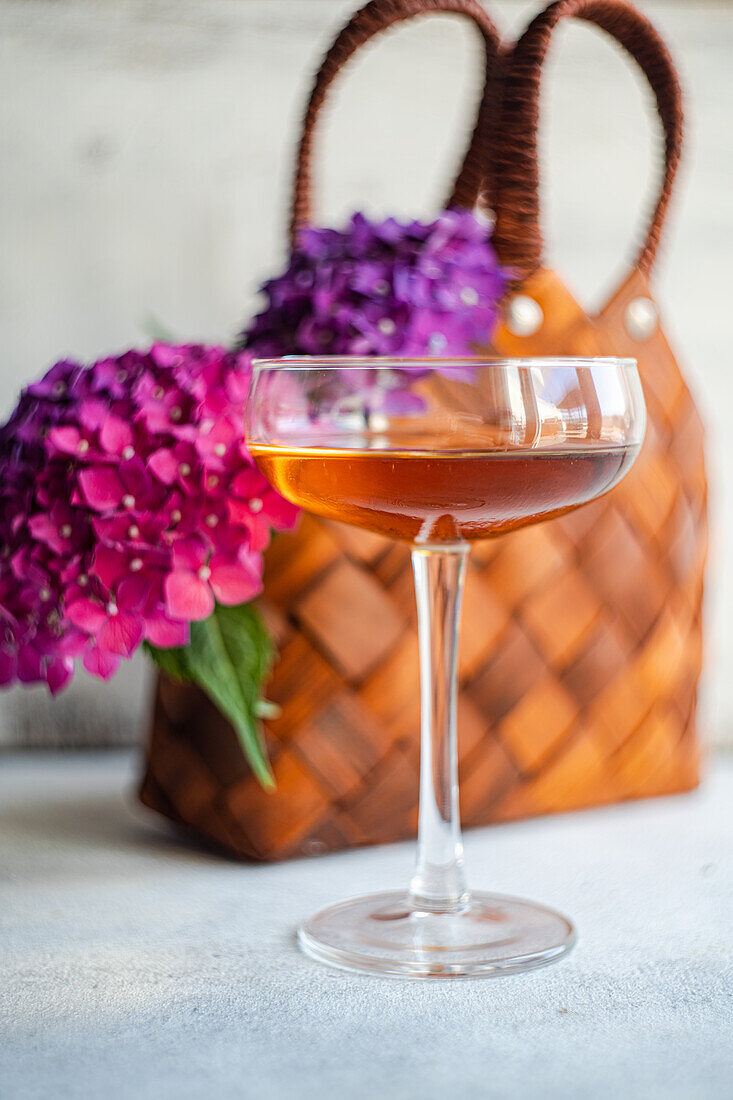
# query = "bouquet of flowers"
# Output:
<box><xmin>0</xmin><ymin>211</ymin><xmax>507</xmax><ymax>784</ymax></box>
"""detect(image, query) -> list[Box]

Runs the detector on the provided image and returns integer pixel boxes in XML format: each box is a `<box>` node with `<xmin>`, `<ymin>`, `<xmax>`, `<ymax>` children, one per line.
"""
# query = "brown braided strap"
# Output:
<box><xmin>492</xmin><ymin>0</ymin><xmax>683</xmax><ymax>280</ymax></box>
<box><xmin>290</xmin><ymin>0</ymin><xmax>501</xmax><ymax>245</ymax></box>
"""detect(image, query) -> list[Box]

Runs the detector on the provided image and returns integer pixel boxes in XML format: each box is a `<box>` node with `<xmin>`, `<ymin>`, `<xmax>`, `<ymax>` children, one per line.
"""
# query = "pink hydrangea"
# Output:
<box><xmin>0</xmin><ymin>345</ymin><xmax>299</xmax><ymax>693</ymax></box>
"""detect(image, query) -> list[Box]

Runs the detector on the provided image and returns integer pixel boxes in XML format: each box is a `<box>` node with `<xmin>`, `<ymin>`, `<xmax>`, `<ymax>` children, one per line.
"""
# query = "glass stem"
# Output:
<box><xmin>408</xmin><ymin>544</ymin><xmax>470</xmax><ymax>913</ymax></box>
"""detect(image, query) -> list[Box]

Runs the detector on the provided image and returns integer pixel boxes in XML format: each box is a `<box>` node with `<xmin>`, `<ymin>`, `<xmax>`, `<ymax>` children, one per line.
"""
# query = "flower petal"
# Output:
<box><xmin>83</xmin><ymin>645</ymin><xmax>121</xmax><ymax>680</ymax></box>
<box><xmin>78</xmin><ymin>467</ymin><xmax>125</xmax><ymax>511</ymax></box>
<box><xmin>225</xmin><ymin>499</ymin><xmax>251</xmax><ymax>527</ymax></box>
<box><xmin>98</xmin><ymin>610</ymin><xmax>144</xmax><ymax>658</ymax></box>
<box><xmin>46</xmin><ymin>426</ymin><xmax>82</xmax><ymax>456</ymax></box>
<box><xmin>28</xmin><ymin>513</ymin><xmax>65</xmax><ymax>553</ymax></box>
<box><xmin>263</xmin><ymin>491</ymin><xmax>300</xmax><ymax>532</ymax></box>
<box><xmin>209</xmin><ymin>554</ymin><xmax>262</xmax><ymax>606</ymax></box>
<box><xmin>116</xmin><ymin>573</ymin><xmax>153</xmax><ymax>611</ymax></box>
<box><xmin>148</xmin><ymin>448</ymin><xmax>179</xmax><ymax>485</ymax></box>
<box><xmin>171</xmin><ymin>537</ymin><xmax>207</xmax><ymax>572</ymax></box>
<box><xmin>66</xmin><ymin>598</ymin><xmax>108</xmax><ymax>634</ymax></box>
<box><xmin>231</xmin><ymin>468</ymin><xmax>266</xmax><ymax>498</ymax></box>
<box><xmin>119</xmin><ymin>456</ymin><xmax>152</xmax><ymax>499</ymax></box>
<box><xmin>100</xmin><ymin>414</ymin><xmax>134</xmax><ymax>456</ymax></box>
<box><xmin>17</xmin><ymin>647</ymin><xmax>43</xmax><ymax>684</ymax></box>
<box><xmin>91</xmin><ymin>546</ymin><xmax>128</xmax><ymax>592</ymax></box>
<box><xmin>145</xmin><ymin>613</ymin><xmax>190</xmax><ymax>649</ymax></box>
<box><xmin>79</xmin><ymin>399</ymin><xmax>109</xmax><ymax>431</ymax></box>
<box><xmin>46</xmin><ymin>656</ymin><xmax>74</xmax><ymax>695</ymax></box>
<box><xmin>164</xmin><ymin>570</ymin><xmax>214</xmax><ymax>622</ymax></box>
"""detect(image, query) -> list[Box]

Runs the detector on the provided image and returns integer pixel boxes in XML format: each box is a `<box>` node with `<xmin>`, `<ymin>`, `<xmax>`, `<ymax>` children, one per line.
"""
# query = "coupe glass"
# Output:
<box><xmin>246</xmin><ymin>356</ymin><xmax>645</xmax><ymax>979</ymax></box>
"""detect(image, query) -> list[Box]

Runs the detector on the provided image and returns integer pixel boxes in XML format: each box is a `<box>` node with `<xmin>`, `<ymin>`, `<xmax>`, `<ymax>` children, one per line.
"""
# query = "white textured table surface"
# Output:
<box><xmin>1</xmin><ymin>751</ymin><xmax>731</xmax><ymax>1100</ymax></box>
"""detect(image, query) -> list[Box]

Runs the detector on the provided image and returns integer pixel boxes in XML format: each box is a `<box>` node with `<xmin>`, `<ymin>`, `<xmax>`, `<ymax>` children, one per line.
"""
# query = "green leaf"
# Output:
<box><xmin>145</xmin><ymin>603</ymin><xmax>276</xmax><ymax>789</ymax></box>
<box><xmin>140</xmin><ymin>313</ymin><xmax>180</xmax><ymax>344</ymax></box>
<box><xmin>143</xmin><ymin>640</ymin><xmax>189</xmax><ymax>682</ymax></box>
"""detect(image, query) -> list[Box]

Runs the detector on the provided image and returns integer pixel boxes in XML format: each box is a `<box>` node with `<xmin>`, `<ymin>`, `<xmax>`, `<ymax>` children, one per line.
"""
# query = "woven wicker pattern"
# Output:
<box><xmin>140</xmin><ymin>0</ymin><xmax>707</xmax><ymax>861</ymax></box>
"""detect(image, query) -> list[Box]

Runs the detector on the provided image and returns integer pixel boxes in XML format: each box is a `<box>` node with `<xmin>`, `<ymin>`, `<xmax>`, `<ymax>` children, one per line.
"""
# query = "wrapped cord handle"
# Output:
<box><xmin>492</xmin><ymin>0</ymin><xmax>683</xmax><ymax>280</ymax></box>
<box><xmin>290</xmin><ymin>0</ymin><xmax>502</xmax><ymax>245</ymax></box>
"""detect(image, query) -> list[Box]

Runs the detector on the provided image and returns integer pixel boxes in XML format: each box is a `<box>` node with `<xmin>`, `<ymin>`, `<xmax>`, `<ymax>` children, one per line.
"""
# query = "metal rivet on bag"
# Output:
<box><xmin>625</xmin><ymin>297</ymin><xmax>658</xmax><ymax>341</ymax></box>
<box><xmin>506</xmin><ymin>295</ymin><xmax>543</xmax><ymax>337</ymax></box>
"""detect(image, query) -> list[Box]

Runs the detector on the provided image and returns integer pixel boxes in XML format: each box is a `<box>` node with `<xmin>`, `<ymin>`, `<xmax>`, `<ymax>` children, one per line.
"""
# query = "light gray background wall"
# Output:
<box><xmin>0</xmin><ymin>0</ymin><xmax>731</xmax><ymax>747</ymax></box>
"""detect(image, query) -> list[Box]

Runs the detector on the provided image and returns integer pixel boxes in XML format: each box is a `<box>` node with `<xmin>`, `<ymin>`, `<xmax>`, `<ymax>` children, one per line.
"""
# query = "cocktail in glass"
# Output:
<box><xmin>246</xmin><ymin>357</ymin><xmax>645</xmax><ymax>978</ymax></box>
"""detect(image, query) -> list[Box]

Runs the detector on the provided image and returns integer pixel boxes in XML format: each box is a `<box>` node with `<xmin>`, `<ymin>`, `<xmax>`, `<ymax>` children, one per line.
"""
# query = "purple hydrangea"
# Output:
<box><xmin>243</xmin><ymin>210</ymin><xmax>508</xmax><ymax>357</ymax></box>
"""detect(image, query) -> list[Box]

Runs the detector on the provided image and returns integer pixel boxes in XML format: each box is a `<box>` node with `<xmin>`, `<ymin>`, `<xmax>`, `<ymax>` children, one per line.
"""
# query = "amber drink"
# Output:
<box><xmin>251</xmin><ymin>441</ymin><xmax>638</xmax><ymax>543</ymax></box>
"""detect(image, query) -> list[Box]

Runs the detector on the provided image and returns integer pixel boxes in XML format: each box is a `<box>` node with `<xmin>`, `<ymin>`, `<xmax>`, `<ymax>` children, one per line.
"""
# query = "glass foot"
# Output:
<box><xmin>298</xmin><ymin>890</ymin><xmax>576</xmax><ymax>979</ymax></box>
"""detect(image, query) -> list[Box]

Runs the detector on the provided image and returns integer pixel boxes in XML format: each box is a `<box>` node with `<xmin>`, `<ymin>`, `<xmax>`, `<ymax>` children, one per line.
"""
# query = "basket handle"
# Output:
<box><xmin>492</xmin><ymin>0</ymin><xmax>683</xmax><ymax>281</ymax></box>
<box><xmin>289</xmin><ymin>0</ymin><xmax>501</xmax><ymax>246</ymax></box>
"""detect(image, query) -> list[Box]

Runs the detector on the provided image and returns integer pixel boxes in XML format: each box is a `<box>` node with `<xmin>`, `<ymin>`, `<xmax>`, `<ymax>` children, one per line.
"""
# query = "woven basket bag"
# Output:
<box><xmin>140</xmin><ymin>0</ymin><xmax>707</xmax><ymax>861</ymax></box>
